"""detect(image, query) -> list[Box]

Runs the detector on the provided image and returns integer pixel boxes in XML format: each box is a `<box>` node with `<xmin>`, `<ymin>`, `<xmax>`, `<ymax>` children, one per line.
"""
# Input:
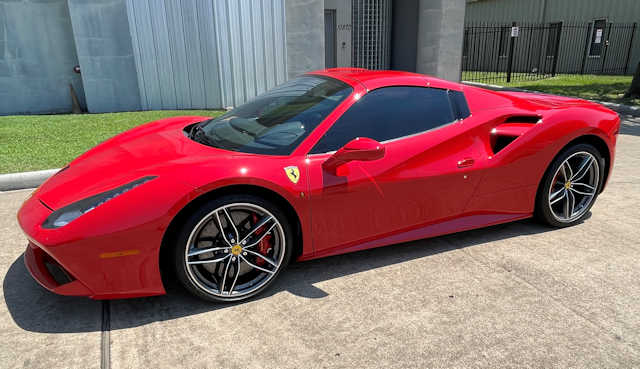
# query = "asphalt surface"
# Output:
<box><xmin>1</xmin><ymin>113</ymin><xmax>639</xmax><ymax>368</ymax></box>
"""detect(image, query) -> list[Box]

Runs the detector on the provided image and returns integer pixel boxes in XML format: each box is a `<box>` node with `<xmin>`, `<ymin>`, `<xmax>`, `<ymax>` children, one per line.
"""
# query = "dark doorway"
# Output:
<box><xmin>324</xmin><ymin>9</ymin><xmax>337</xmax><ymax>68</ymax></box>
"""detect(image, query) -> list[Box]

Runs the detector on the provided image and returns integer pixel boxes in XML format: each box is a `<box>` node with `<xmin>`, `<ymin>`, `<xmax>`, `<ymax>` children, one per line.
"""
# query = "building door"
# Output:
<box><xmin>324</xmin><ymin>9</ymin><xmax>337</xmax><ymax>68</ymax></box>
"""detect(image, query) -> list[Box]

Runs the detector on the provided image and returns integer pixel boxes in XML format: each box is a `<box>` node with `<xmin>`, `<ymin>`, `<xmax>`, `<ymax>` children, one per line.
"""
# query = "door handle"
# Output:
<box><xmin>457</xmin><ymin>158</ymin><xmax>475</xmax><ymax>168</ymax></box>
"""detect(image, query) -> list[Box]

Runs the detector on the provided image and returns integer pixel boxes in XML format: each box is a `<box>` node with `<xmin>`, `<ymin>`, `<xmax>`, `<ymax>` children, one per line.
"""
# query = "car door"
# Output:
<box><xmin>306</xmin><ymin>86</ymin><xmax>485</xmax><ymax>257</ymax></box>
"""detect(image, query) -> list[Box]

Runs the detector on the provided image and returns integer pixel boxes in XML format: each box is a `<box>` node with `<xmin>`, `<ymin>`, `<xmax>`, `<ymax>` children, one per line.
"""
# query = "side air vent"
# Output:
<box><xmin>504</xmin><ymin>115</ymin><xmax>541</xmax><ymax>124</ymax></box>
<box><xmin>490</xmin><ymin>119</ymin><xmax>539</xmax><ymax>154</ymax></box>
<box><xmin>492</xmin><ymin>135</ymin><xmax>518</xmax><ymax>154</ymax></box>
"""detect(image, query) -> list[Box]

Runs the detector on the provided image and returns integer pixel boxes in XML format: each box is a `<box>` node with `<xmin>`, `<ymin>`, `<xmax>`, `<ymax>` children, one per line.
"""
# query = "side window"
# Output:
<box><xmin>448</xmin><ymin>90</ymin><xmax>470</xmax><ymax>120</ymax></box>
<box><xmin>310</xmin><ymin>86</ymin><xmax>455</xmax><ymax>154</ymax></box>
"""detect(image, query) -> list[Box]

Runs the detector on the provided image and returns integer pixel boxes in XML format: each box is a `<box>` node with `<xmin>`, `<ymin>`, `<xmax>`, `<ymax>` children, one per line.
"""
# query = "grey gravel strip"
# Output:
<box><xmin>0</xmin><ymin>168</ymin><xmax>59</xmax><ymax>191</ymax></box>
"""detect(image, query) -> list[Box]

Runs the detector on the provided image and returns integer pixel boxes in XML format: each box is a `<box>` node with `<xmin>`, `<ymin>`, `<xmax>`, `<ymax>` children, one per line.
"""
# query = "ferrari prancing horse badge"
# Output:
<box><xmin>284</xmin><ymin>166</ymin><xmax>300</xmax><ymax>184</ymax></box>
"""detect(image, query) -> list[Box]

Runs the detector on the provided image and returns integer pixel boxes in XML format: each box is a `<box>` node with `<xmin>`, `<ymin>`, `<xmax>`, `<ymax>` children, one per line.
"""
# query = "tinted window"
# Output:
<box><xmin>310</xmin><ymin>86</ymin><xmax>455</xmax><ymax>154</ymax></box>
<box><xmin>190</xmin><ymin>76</ymin><xmax>352</xmax><ymax>155</ymax></box>
<box><xmin>448</xmin><ymin>90</ymin><xmax>470</xmax><ymax>120</ymax></box>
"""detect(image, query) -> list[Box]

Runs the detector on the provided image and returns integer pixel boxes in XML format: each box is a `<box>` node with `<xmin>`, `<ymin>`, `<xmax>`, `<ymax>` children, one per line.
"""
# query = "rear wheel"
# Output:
<box><xmin>174</xmin><ymin>194</ymin><xmax>292</xmax><ymax>302</ymax></box>
<box><xmin>536</xmin><ymin>143</ymin><xmax>604</xmax><ymax>227</ymax></box>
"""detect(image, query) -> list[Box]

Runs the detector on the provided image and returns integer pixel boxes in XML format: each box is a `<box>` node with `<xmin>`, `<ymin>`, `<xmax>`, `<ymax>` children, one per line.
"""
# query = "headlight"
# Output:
<box><xmin>42</xmin><ymin>176</ymin><xmax>157</xmax><ymax>229</ymax></box>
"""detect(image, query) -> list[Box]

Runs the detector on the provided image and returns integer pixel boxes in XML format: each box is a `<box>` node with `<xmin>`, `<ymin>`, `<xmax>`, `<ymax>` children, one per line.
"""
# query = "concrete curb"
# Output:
<box><xmin>0</xmin><ymin>168</ymin><xmax>60</xmax><ymax>192</ymax></box>
<box><xmin>462</xmin><ymin>81</ymin><xmax>640</xmax><ymax>117</ymax></box>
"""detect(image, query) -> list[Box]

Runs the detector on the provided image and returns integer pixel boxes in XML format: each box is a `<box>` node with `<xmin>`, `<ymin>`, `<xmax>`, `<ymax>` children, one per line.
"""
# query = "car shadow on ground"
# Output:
<box><xmin>619</xmin><ymin>114</ymin><xmax>640</xmax><ymax>136</ymax></box>
<box><xmin>3</xmin><ymin>217</ymin><xmax>569</xmax><ymax>334</ymax></box>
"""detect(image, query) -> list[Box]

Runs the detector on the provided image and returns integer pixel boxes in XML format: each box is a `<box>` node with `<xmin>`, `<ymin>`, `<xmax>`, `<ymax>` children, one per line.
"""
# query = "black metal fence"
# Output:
<box><xmin>462</xmin><ymin>21</ymin><xmax>637</xmax><ymax>84</ymax></box>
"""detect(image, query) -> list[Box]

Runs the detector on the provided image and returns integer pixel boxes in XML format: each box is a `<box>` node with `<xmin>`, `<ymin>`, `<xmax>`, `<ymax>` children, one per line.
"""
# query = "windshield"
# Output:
<box><xmin>189</xmin><ymin>75</ymin><xmax>352</xmax><ymax>155</ymax></box>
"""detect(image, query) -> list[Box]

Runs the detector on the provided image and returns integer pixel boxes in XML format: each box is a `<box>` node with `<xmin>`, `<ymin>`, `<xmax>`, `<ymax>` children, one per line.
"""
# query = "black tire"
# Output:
<box><xmin>535</xmin><ymin>143</ymin><xmax>605</xmax><ymax>227</ymax></box>
<box><xmin>173</xmin><ymin>194</ymin><xmax>293</xmax><ymax>303</ymax></box>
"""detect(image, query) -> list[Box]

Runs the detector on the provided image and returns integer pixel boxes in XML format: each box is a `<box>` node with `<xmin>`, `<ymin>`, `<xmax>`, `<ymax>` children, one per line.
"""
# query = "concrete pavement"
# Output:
<box><xmin>1</xmin><ymin>114</ymin><xmax>639</xmax><ymax>368</ymax></box>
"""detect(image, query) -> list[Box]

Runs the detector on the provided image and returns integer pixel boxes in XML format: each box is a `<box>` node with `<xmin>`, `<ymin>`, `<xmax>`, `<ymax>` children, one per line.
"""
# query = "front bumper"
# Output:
<box><xmin>17</xmin><ymin>184</ymin><xmax>172</xmax><ymax>299</ymax></box>
<box><xmin>24</xmin><ymin>242</ymin><xmax>92</xmax><ymax>296</ymax></box>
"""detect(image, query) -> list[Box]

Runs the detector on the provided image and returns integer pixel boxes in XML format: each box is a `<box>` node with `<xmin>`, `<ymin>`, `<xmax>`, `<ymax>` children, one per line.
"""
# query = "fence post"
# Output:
<box><xmin>580</xmin><ymin>22</ymin><xmax>592</xmax><ymax>75</ymax></box>
<box><xmin>506</xmin><ymin>22</ymin><xmax>516</xmax><ymax>83</ymax></box>
<box><xmin>600</xmin><ymin>22</ymin><xmax>613</xmax><ymax>74</ymax></box>
<box><xmin>551</xmin><ymin>22</ymin><xmax>563</xmax><ymax>76</ymax></box>
<box><xmin>624</xmin><ymin>23</ymin><xmax>637</xmax><ymax>75</ymax></box>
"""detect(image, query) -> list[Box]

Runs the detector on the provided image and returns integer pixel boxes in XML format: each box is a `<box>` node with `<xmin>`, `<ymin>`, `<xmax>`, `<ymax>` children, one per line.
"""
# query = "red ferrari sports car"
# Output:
<box><xmin>18</xmin><ymin>68</ymin><xmax>620</xmax><ymax>302</ymax></box>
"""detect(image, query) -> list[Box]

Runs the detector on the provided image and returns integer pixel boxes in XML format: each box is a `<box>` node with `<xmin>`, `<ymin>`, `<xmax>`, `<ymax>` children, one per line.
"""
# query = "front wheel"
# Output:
<box><xmin>535</xmin><ymin>143</ymin><xmax>604</xmax><ymax>227</ymax></box>
<box><xmin>174</xmin><ymin>194</ymin><xmax>293</xmax><ymax>302</ymax></box>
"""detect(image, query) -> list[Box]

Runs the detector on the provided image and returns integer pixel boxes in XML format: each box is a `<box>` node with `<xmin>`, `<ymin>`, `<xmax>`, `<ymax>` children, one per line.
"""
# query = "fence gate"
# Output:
<box><xmin>462</xmin><ymin>21</ymin><xmax>637</xmax><ymax>85</ymax></box>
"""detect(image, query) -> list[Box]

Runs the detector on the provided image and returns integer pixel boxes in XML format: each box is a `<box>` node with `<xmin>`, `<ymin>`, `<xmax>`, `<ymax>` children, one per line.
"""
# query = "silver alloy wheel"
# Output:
<box><xmin>184</xmin><ymin>203</ymin><xmax>285</xmax><ymax>300</ymax></box>
<box><xmin>548</xmin><ymin>151</ymin><xmax>600</xmax><ymax>223</ymax></box>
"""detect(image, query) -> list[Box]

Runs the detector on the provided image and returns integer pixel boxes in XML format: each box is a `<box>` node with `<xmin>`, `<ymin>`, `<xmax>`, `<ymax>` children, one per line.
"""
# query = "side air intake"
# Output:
<box><xmin>490</xmin><ymin>115</ymin><xmax>541</xmax><ymax>154</ymax></box>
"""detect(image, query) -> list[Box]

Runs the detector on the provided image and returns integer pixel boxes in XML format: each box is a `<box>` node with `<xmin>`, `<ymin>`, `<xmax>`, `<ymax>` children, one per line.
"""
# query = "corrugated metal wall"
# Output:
<box><xmin>215</xmin><ymin>0</ymin><xmax>287</xmax><ymax>108</ymax></box>
<box><xmin>126</xmin><ymin>0</ymin><xmax>287</xmax><ymax>110</ymax></box>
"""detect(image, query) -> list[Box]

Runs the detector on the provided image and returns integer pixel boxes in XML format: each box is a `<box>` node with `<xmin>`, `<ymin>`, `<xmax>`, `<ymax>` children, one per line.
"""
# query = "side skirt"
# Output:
<box><xmin>298</xmin><ymin>212</ymin><xmax>532</xmax><ymax>261</ymax></box>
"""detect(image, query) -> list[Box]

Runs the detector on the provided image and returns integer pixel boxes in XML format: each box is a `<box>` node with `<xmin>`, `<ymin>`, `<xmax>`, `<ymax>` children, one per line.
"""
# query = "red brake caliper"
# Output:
<box><xmin>251</xmin><ymin>214</ymin><xmax>272</xmax><ymax>267</ymax></box>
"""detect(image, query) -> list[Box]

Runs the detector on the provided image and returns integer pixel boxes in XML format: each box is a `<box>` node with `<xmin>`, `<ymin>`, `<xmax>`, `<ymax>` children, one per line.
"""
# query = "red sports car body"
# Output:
<box><xmin>17</xmin><ymin>68</ymin><xmax>620</xmax><ymax>301</ymax></box>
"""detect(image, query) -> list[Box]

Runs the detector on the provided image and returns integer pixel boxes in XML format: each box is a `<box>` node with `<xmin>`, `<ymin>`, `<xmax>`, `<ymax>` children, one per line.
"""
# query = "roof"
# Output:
<box><xmin>308</xmin><ymin>68</ymin><xmax>463</xmax><ymax>92</ymax></box>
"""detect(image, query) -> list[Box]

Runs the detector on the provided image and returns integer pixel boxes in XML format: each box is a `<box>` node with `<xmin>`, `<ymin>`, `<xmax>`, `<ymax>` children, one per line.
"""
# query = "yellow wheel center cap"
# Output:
<box><xmin>231</xmin><ymin>245</ymin><xmax>243</xmax><ymax>256</ymax></box>
<box><xmin>565</xmin><ymin>181</ymin><xmax>572</xmax><ymax>189</ymax></box>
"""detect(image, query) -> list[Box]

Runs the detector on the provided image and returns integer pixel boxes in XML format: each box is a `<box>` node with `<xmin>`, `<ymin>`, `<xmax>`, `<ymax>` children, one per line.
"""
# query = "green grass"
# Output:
<box><xmin>463</xmin><ymin>73</ymin><xmax>638</xmax><ymax>105</ymax></box>
<box><xmin>0</xmin><ymin>110</ymin><xmax>224</xmax><ymax>174</ymax></box>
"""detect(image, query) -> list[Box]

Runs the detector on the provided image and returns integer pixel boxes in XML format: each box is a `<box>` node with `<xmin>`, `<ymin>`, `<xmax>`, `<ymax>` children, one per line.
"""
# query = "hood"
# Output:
<box><xmin>37</xmin><ymin>116</ymin><xmax>216</xmax><ymax>210</ymax></box>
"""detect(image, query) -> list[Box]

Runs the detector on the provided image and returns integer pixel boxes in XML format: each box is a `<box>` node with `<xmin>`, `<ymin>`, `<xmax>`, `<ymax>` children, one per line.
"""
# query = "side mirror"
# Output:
<box><xmin>322</xmin><ymin>137</ymin><xmax>385</xmax><ymax>172</ymax></box>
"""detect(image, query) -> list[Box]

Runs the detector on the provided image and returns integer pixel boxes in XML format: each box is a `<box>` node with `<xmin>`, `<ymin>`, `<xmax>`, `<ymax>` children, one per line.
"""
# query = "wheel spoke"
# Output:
<box><xmin>215</xmin><ymin>208</ymin><xmax>240</xmax><ymax>247</ymax></box>
<box><xmin>187</xmin><ymin>254</ymin><xmax>230</xmax><ymax>265</ymax></box>
<box><xmin>228</xmin><ymin>257</ymin><xmax>241</xmax><ymax>294</ymax></box>
<box><xmin>188</xmin><ymin>246</ymin><xmax>229</xmax><ymax>257</ymax></box>
<box><xmin>549</xmin><ymin>188</ymin><xmax>565</xmax><ymax>202</ymax></box>
<box><xmin>220</xmin><ymin>256</ymin><xmax>233</xmax><ymax>294</ymax></box>
<box><xmin>565</xmin><ymin>190</ymin><xmax>575</xmax><ymax>218</ymax></box>
<box><xmin>239</xmin><ymin>215</ymin><xmax>274</xmax><ymax>245</ymax></box>
<box><xmin>214</xmin><ymin>211</ymin><xmax>232</xmax><ymax>247</ymax></box>
<box><xmin>560</xmin><ymin>163</ymin><xmax>571</xmax><ymax>182</ymax></box>
<box><xmin>570</xmin><ymin>187</ymin><xmax>595</xmax><ymax>196</ymax></box>
<box><xmin>571</xmin><ymin>156</ymin><xmax>593</xmax><ymax>182</ymax></box>
<box><xmin>240</xmin><ymin>255</ymin><xmax>275</xmax><ymax>274</ymax></box>
<box><xmin>550</xmin><ymin>189</ymin><xmax>567</xmax><ymax>205</ymax></box>
<box><xmin>244</xmin><ymin>223</ymin><xmax>277</xmax><ymax>249</ymax></box>
<box><xmin>243</xmin><ymin>249</ymin><xmax>278</xmax><ymax>267</ymax></box>
<box><xmin>223</xmin><ymin>208</ymin><xmax>239</xmax><ymax>243</ymax></box>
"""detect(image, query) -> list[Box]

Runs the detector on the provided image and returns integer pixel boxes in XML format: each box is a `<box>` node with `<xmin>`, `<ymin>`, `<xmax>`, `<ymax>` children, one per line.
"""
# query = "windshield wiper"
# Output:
<box><xmin>189</xmin><ymin>123</ymin><xmax>217</xmax><ymax>146</ymax></box>
<box><xmin>190</xmin><ymin>122</ymin><xmax>204</xmax><ymax>138</ymax></box>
